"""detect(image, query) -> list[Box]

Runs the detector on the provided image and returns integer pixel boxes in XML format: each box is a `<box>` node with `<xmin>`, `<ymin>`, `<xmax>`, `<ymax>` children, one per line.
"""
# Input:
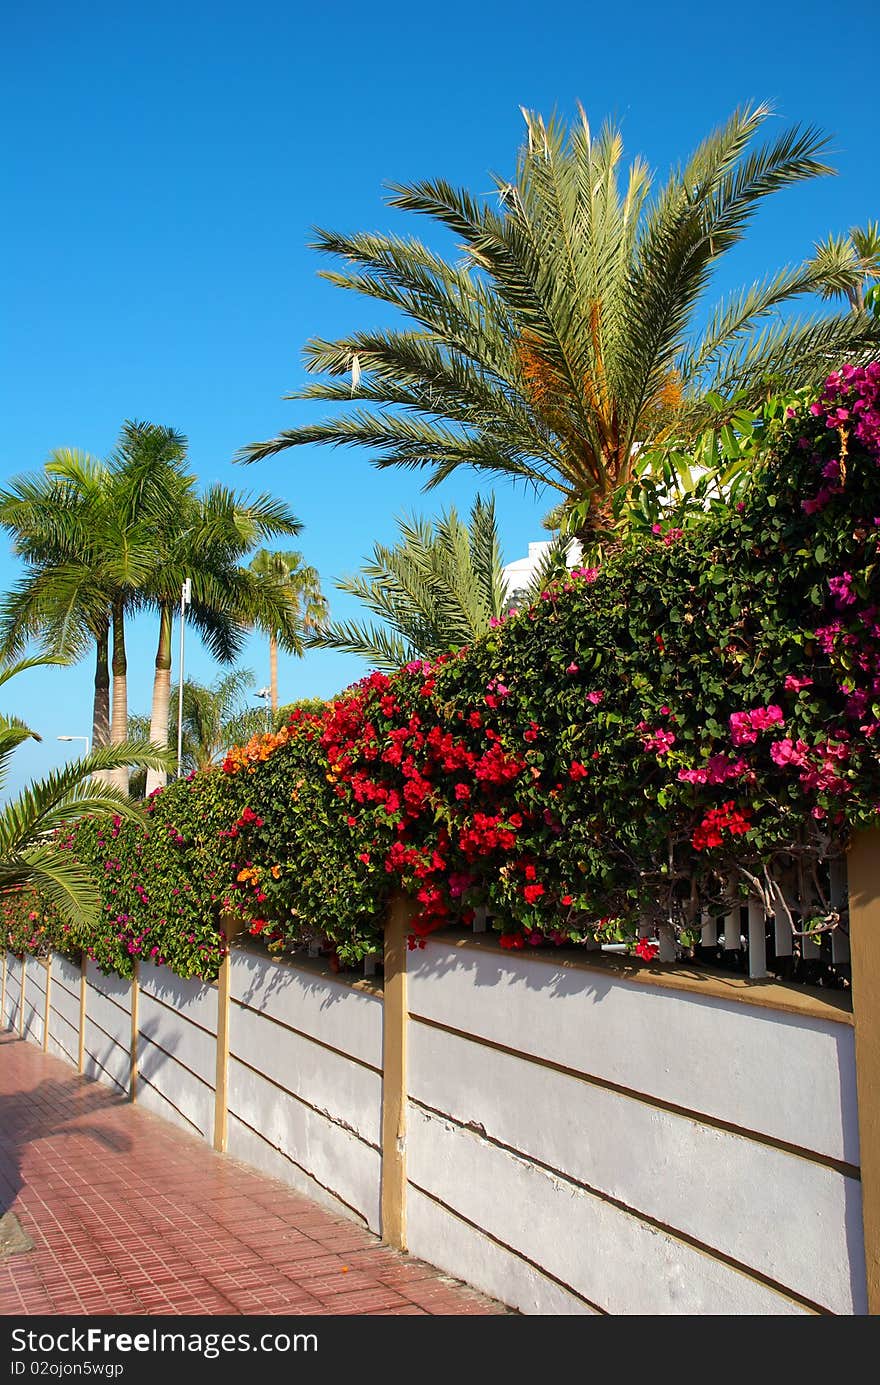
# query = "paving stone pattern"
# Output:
<box><xmin>0</xmin><ymin>1028</ymin><xmax>504</xmax><ymax>1316</ymax></box>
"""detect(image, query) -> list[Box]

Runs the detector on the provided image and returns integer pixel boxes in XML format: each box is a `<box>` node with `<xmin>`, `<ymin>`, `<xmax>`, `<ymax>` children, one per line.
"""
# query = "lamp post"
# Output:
<box><xmin>255</xmin><ymin>687</ymin><xmax>271</xmax><ymax>733</ymax></box>
<box><xmin>177</xmin><ymin>578</ymin><xmax>191</xmax><ymax>778</ymax></box>
<box><xmin>57</xmin><ymin>734</ymin><xmax>90</xmax><ymax>758</ymax></box>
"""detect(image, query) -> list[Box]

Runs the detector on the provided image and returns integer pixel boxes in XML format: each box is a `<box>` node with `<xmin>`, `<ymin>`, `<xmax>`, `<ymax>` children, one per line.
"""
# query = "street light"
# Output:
<box><xmin>57</xmin><ymin>734</ymin><xmax>90</xmax><ymax>758</ymax></box>
<box><xmin>255</xmin><ymin>687</ymin><xmax>271</xmax><ymax>733</ymax></box>
<box><xmin>177</xmin><ymin>578</ymin><xmax>191</xmax><ymax>778</ymax></box>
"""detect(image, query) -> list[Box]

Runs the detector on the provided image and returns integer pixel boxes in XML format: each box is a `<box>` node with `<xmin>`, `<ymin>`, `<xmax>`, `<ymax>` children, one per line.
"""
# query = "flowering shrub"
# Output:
<box><xmin>5</xmin><ymin>365</ymin><xmax>880</xmax><ymax>975</ymax></box>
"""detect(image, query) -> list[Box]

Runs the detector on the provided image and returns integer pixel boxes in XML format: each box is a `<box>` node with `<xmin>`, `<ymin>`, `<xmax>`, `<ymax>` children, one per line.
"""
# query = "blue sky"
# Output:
<box><xmin>0</xmin><ymin>0</ymin><xmax>875</xmax><ymax>795</ymax></box>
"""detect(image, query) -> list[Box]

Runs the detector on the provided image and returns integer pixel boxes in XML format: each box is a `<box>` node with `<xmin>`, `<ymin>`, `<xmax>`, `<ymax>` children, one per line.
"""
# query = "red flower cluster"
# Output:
<box><xmin>691</xmin><ymin>801</ymin><xmax>752</xmax><ymax>851</ymax></box>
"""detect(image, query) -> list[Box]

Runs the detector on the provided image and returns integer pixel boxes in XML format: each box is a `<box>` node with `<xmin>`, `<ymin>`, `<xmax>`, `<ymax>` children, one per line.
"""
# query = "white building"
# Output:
<box><xmin>501</xmin><ymin>538</ymin><xmax>583</xmax><ymax>606</ymax></box>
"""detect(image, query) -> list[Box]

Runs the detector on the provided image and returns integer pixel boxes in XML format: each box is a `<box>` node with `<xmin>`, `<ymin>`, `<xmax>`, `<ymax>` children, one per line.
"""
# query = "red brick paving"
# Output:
<box><xmin>0</xmin><ymin>1029</ymin><xmax>504</xmax><ymax>1316</ymax></box>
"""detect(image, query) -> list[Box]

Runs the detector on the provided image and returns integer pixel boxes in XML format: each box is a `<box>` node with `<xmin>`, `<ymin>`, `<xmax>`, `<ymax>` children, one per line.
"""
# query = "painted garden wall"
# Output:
<box><xmin>2</xmin><ymin>931</ymin><xmax>867</xmax><ymax>1316</ymax></box>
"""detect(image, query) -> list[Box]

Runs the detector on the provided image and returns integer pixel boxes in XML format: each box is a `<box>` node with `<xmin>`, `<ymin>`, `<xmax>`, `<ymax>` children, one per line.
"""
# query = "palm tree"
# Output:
<box><xmin>0</xmin><ymin>657</ymin><xmax>172</xmax><ymax>939</ymax></box>
<box><xmin>0</xmin><ymin>426</ymin><xmax>190</xmax><ymax>793</ymax></box>
<box><xmin>248</xmin><ymin>549</ymin><xmax>328</xmax><ymax>712</ymax></box>
<box><xmin>809</xmin><ymin>221</ymin><xmax>880</xmax><ymax>315</ymax></box>
<box><xmin>142</xmin><ymin>487</ymin><xmax>305</xmax><ymax>794</ymax></box>
<box><xmin>172</xmin><ymin>671</ymin><xmax>267</xmax><ymax>774</ymax></box>
<box><xmin>0</xmin><ymin>426</ymin><xmax>307</xmax><ymax>797</ymax></box>
<box><xmin>128</xmin><ymin>674</ymin><xmax>266</xmax><ymax>794</ymax></box>
<box><xmin>240</xmin><ymin>104</ymin><xmax>878</xmax><ymax>538</ymax></box>
<box><xmin>310</xmin><ymin>495</ymin><xmax>507</xmax><ymax>669</ymax></box>
<box><xmin>103</xmin><ymin>421</ymin><xmax>191</xmax><ymax>789</ymax></box>
<box><xmin>0</xmin><ymin>450</ymin><xmax>116</xmax><ymax>767</ymax></box>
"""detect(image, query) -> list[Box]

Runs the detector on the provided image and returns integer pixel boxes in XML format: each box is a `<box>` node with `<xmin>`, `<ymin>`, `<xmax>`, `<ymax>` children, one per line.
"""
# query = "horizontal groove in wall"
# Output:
<box><xmin>226</xmin><ymin>1109</ymin><xmax>370</xmax><ymax>1226</ymax></box>
<box><xmin>84</xmin><ymin>1012</ymin><xmax>129</xmax><ymax>1054</ymax></box>
<box><xmin>408</xmin><ymin>1180</ymin><xmax>606</xmax><ymax>1314</ymax></box>
<box><xmin>49</xmin><ymin>1004</ymin><xmax>78</xmax><ymax>1034</ymax></box>
<box><xmin>411</xmin><ymin>1100</ymin><xmax>828</xmax><ymax>1316</ymax></box>
<box><xmin>230</xmin><ymin>994</ymin><xmax>381</xmax><ymax>1076</ymax></box>
<box><xmin>140</xmin><ymin>987</ymin><xmax>216</xmax><ymax>1035</ymax></box>
<box><xmin>85</xmin><ymin>981</ymin><xmax>130</xmax><ymax>1018</ymax></box>
<box><xmin>410</xmin><ymin>1013</ymin><xmax>859</xmax><ymax>1182</ymax></box>
<box><xmin>138</xmin><ymin>986</ymin><xmax>216</xmax><ymax>1037</ymax></box>
<box><xmin>51</xmin><ymin>980</ymin><xmax>79</xmax><ymax>1006</ymax></box>
<box><xmin>136</xmin><ymin>1068</ymin><xmax>205</xmax><ymax>1136</ymax></box>
<box><xmin>136</xmin><ymin>1030</ymin><xmax>213</xmax><ymax>1090</ymax></box>
<box><xmin>228</xmin><ymin>1051</ymin><xmax>381</xmax><ymax>1154</ymax></box>
<box><xmin>47</xmin><ymin>1032</ymin><xmax>78</xmax><ymax>1068</ymax></box>
<box><xmin>82</xmin><ymin>1047</ymin><xmax>127</xmax><ymax>1094</ymax></box>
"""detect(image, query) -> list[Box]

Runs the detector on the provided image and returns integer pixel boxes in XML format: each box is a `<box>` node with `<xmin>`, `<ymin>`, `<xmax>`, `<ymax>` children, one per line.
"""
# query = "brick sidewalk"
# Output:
<box><xmin>0</xmin><ymin>1029</ymin><xmax>504</xmax><ymax>1316</ymax></box>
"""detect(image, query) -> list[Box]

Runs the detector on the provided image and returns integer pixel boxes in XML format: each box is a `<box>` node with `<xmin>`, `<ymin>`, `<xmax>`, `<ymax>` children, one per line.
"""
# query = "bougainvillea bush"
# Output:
<box><xmin>4</xmin><ymin>364</ymin><xmax>880</xmax><ymax>977</ymax></box>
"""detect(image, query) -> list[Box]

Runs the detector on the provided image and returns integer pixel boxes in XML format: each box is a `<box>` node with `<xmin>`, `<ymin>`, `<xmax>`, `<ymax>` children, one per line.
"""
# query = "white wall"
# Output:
<box><xmin>405</xmin><ymin>937</ymin><xmax>865</xmax><ymax>1315</ymax></box>
<box><xmin>3</xmin><ymin>953</ymin><xmax>23</xmax><ymax>1030</ymax></box>
<box><xmin>135</xmin><ymin>961</ymin><xmax>218</xmax><ymax>1141</ymax></box>
<box><xmin>5</xmin><ymin>940</ymin><xmax>867</xmax><ymax>1317</ymax></box>
<box><xmin>47</xmin><ymin>954</ymin><xmax>81</xmax><ymax>1067</ymax></box>
<box><xmin>227</xmin><ymin>949</ymin><xmax>383</xmax><ymax>1231</ymax></box>
<box><xmin>22</xmin><ymin>958</ymin><xmax>46</xmax><ymax>1047</ymax></box>
<box><xmin>83</xmin><ymin>959</ymin><xmax>131</xmax><ymax>1094</ymax></box>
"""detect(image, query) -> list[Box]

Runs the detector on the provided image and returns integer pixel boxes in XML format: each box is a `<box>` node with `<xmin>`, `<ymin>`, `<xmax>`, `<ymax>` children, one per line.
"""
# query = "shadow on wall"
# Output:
<box><xmin>231</xmin><ymin>941</ymin><xmax>380</xmax><ymax>1015</ymax></box>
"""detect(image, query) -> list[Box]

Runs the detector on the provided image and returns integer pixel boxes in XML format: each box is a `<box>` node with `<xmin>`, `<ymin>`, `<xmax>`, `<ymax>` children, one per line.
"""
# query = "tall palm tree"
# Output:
<box><xmin>103</xmin><ymin>421</ymin><xmax>190</xmax><ymax>789</ymax></box>
<box><xmin>0</xmin><ymin>427</ymin><xmax>306</xmax><ymax>797</ymax></box>
<box><xmin>248</xmin><ymin>549</ymin><xmax>327</xmax><ymax>712</ymax></box>
<box><xmin>310</xmin><ymin>495</ymin><xmax>507</xmax><ymax>669</ymax></box>
<box><xmin>0</xmin><ymin>657</ymin><xmax>172</xmax><ymax>939</ymax></box>
<box><xmin>240</xmin><ymin>104</ymin><xmax>878</xmax><ymax>538</ymax></box>
<box><xmin>0</xmin><ymin>450</ymin><xmax>116</xmax><ymax>765</ymax></box>
<box><xmin>809</xmin><ymin>221</ymin><xmax>880</xmax><ymax>315</ymax></box>
<box><xmin>142</xmin><ymin>487</ymin><xmax>304</xmax><ymax>794</ymax></box>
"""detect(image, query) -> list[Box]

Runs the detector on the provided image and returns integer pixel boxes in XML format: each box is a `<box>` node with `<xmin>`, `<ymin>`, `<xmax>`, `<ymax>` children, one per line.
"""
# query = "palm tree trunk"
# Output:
<box><xmin>145</xmin><ymin>602</ymin><xmax>173</xmax><ymax>796</ymax></box>
<box><xmin>91</xmin><ymin>620</ymin><xmax>111</xmax><ymax>786</ymax></box>
<box><xmin>269</xmin><ymin>632</ymin><xmax>278</xmax><ymax>714</ymax></box>
<box><xmin>109</xmin><ymin>597</ymin><xmax>129</xmax><ymax>795</ymax></box>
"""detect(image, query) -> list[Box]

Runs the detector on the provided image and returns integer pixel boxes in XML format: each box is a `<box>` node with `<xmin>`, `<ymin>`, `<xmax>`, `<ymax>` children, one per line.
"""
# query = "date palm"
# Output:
<box><xmin>0</xmin><ymin>657</ymin><xmax>173</xmax><ymax>938</ymax></box>
<box><xmin>809</xmin><ymin>221</ymin><xmax>880</xmax><ymax>315</ymax></box>
<box><xmin>248</xmin><ymin>549</ymin><xmax>327</xmax><ymax>712</ymax></box>
<box><xmin>241</xmin><ymin>104</ymin><xmax>878</xmax><ymax>538</ymax></box>
<box><xmin>310</xmin><ymin>495</ymin><xmax>507</xmax><ymax>669</ymax></box>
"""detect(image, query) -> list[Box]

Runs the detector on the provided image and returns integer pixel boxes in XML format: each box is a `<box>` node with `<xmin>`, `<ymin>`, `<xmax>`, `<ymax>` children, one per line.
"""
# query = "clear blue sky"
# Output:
<box><xmin>1</xmin><ymin>0</ymin><xmax>875</xmax><ymax>795</ymax></box>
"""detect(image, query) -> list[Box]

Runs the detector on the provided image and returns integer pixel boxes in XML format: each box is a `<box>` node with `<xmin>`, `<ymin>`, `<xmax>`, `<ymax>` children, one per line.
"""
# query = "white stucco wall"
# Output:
<box><xmin>227</xmin><ymin>949</ymin><xmax>384</xmax><ymax>1231</ymax></box>
<box><xmin>405</xmin><ymin>937</ymin><xmax>864</xmax><ymax>1315</ymax></box>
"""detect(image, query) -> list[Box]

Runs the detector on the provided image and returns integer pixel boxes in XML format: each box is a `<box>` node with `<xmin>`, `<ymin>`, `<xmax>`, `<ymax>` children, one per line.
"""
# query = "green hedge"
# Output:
<box><xmin>5</xmin><ymin>365</ymin><xmax>880</xmax><ymax>978</ymax></box>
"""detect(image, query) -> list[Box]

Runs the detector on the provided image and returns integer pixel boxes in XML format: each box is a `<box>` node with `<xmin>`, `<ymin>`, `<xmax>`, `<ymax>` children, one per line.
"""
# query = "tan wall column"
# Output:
<box><xmin>213</xmin><ymin>915</ymin><xmax>242</xmax><ymax>1153</ymax></box>
<box><xmin>130</xmin><ymin>960</ymin><xmax>139</xmax><ymax>1101</ymax></box>
<box><xmin>381</xmin><ymin>893</ymin><xmax>414</xmax><ymax>1251</ymax></box>
<box><xmin>847</xmin><ymin>828</ymin><xmax>880</xmax><ymax>1314</ymax></box>
<box><xmin>78</xmin><ymin>953</ymin><xmax>87</xmax><ymax>1073</ymax></box>
<box><xmin>43</xmin><ymin>956</ymin><xmax>51</xmax><ymax>1051</ymax></box>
